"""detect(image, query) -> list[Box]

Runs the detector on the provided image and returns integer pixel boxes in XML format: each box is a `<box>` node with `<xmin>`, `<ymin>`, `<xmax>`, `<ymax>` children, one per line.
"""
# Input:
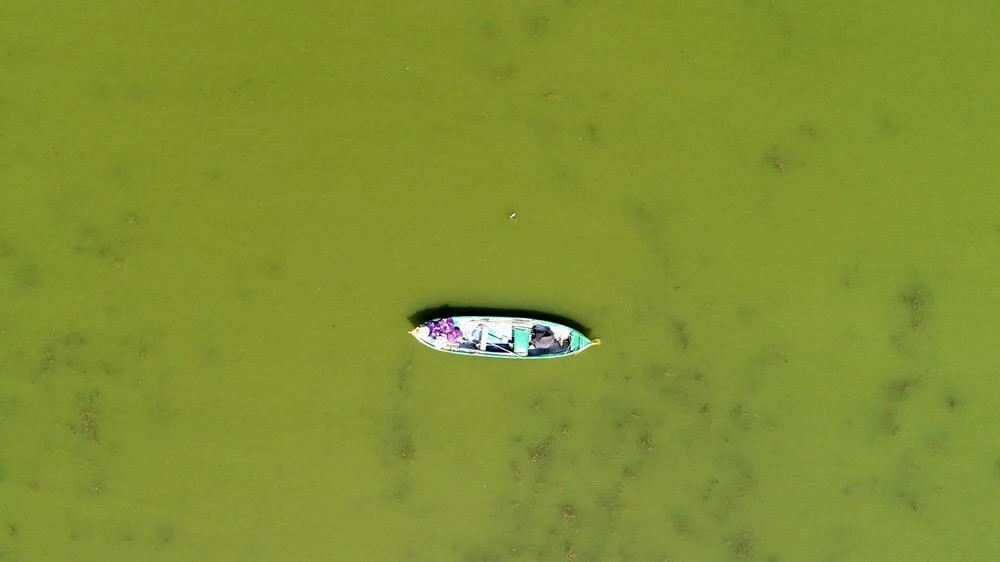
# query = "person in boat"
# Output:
<box><xmin>531</xmin><ymin>325</ymin><xmax>565</xmax><ymax>352</ymax></box>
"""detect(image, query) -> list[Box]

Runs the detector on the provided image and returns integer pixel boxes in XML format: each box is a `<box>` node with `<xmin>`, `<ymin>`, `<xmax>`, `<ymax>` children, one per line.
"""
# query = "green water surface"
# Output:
<box><xmin>2</xmin><ymin>1</ymin><xmax>999</xmax><ymax>561</ymax></box>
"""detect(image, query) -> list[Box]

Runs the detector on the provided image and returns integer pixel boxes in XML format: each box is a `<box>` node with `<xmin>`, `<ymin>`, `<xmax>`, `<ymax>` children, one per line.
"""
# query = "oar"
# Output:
<box><xmin>485</xmin><ymin>342</ymin><xmax>526</xmax><ymax>357</ymax></box>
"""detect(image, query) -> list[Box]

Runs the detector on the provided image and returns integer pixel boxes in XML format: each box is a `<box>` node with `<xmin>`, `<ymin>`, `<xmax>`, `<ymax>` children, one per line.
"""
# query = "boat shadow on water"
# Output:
<box><xmin>407</xmin><ymin>305</ymin><xmax>595</xmax><ymax>338</ymax></box>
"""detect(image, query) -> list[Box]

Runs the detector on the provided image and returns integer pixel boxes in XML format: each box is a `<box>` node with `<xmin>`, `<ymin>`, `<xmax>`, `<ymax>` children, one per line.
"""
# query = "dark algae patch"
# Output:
<box><xmin>727</xmin><ymin>531</ymin><xmax>754</xmax><ymax>560</ymax></box>
<box><xmin>527</xmin><ymin>437</ymin><xmax>554</xmax><ymax>465</ymax></box>
<box><xmin>672</xmin><ymin>321</ymin><xmax>691</xmax><ymax>350</ymax></box>
<box><xmin>155</xmin><ymin>524</ymin><xmax>175</xmax><ymax>545</ymax></box>
<box><xmin>377</xmin><ymin>359</ymin><xmax>422</xmax><ymax>506</ymax></box>
<box><xmin>885</xmin><ymin>377</ymin><xmax>920</xmax><ymax>403</ymax></box>
<box><xmin>944</xmin><ymin>394</ymin><xmax>960</xmax><ymax>412</ymax></box>
<box><xmin>559</xmin><ymin>504</ymin><xmax>575</xmax><ymax>523</ymax></box>
<box><xmin>394</xmin><ymin>421</ymin><xmax>416</xmax><ymax>462</ymax></box>
<box><xmin>67</xmin><ymin>389</ymin><xmax>102</xmax><ymax>444</ymax></box>
<box><xmin>458</xmin><ymin>357</ymin><xmax>779</xmax><ymax>562</ymax></box>
<box><xmin>637</xmin><ymin>431</ymin><xmax>655</xmax><ymax>453</ymax></box>
<box><xmin>899</xmin><ymin>282</ymin><xmax>932</xmax><ymax>330</ymax></box>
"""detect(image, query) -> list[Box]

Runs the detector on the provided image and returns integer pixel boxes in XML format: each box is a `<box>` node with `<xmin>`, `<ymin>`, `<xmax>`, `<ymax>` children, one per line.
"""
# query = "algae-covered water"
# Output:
<box><xmin>2</xmin><ymin>1</ymin><xmax>1000</xmax><ymax>561</ymax></box>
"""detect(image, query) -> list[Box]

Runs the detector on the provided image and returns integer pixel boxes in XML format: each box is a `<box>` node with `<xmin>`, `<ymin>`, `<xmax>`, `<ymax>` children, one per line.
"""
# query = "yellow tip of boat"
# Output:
<box><xmin>591</xmin><ymin>338</ymin><xmax>602</xmax><ymax>346</ymax></box>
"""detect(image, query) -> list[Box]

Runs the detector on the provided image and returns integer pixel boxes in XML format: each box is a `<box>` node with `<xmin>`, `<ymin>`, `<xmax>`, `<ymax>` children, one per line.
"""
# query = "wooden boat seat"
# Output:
<box><xmin>512</xmin><ymin>327</ymin><xmax>530</xmax><ymax>356</ymax></box>
<box><xmin>477</xmin><ymin>326</ymin><xmax>489</xmax><ymax>351</ymax></box>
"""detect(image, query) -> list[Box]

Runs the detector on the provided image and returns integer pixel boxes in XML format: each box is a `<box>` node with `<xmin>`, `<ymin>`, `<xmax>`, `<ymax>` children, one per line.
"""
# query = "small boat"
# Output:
<box><xmin>409</xmin><ymin>316</ymin><xmax>600</xmax><ymax>359</ymax></box>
